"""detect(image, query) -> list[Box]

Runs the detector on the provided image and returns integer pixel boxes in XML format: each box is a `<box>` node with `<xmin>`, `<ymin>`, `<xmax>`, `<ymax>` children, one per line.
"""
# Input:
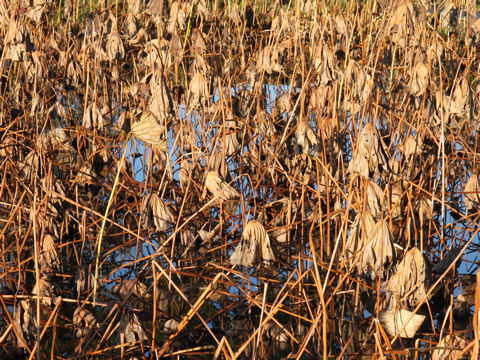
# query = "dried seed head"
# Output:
<box><xmin>131</xmin><ymin>110</ymin><xmax>168</xmax><ymax>152</ymax></box>
<box><xmin>384</xmin><ymin>247</ymin><xmax>428</xmax><ymax>307</ymax></box>
<box><xmin>378</xmin><ymin>309</ymin><xmax>425</xmax><ymax>338</ymax></box>
<box><xmin>205</xmin><ymin>171</ymin><xmax>240</xmax><ymax>201</ymax></box>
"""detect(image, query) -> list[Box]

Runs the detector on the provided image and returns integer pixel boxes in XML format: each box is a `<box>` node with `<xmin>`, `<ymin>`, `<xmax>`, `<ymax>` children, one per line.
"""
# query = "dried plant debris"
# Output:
<box><xmin>230</xmin><ymin>220</ymin><xmax>275</xmax><ymax>266</ymax></box>
<box><xmin>431</xmin><ymin>334</ymin><xmax>469</xmax><ymax>360</ymax></box>
<box><xmin>384</xmin><ymin>247</ymin><xmax>428</xmax><ymax>307</ymax></box>
<box><xmin>378</xmin><ymin>309</ymin><xmax>425</xmax><ymax>338</ymax></box>
<box><xmin>3</xmin><ymin>0</ymin><xmax>480</xmax><ymax>357</ymax></box>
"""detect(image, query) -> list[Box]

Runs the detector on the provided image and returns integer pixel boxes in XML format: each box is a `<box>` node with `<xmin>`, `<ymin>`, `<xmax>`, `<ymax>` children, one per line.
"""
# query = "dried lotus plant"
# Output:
<box><xmin>131</xmin><ymin>110</ymin><xmax>168</xmax><ymax>152</ymax></box>
<box><xmin>400</xmin><ymin>133</ymin><xmax>422</xmax><ymax>159</ymax></box>
<box><xmin>32</xmin><ymin>277</ymin><xmax>55</xmax><ymax>307</ymax></box>
<box><xmin>361</xmin><ymin>219</ymin><xmax>395</xmax><ymax>279</ymax></box>
<box><xmin>384</xmin><ymin>247</ymin><xmax>428</xmax><ymax>307</ymax></box>
<box><xmin>118</xmin><ymin>310</ymin><xmax>147</xmax><ymax>344</ymax></box>
<box><xmin>257</xmin><ymin>45</ymin><xmax>283</xmax><ymax>75</ymax></box>
<box><xmin>188</xmin><ymin>72</ymin><xmax>209</xmax><ymax>107</ymax></box>
<box><xmin>106</xmin><ymin>30</ymin><xmax>124</xmax><ymax>61</ymax></box>
<box><xmin>204</xmin><ymin>171</ymin><xmax>240</xmax><ymax>201</ymax></box>
<box><xmin>3</xmin><ymin>0</ymin><xmax>480</xmax><ymax>357</ymax></box>
<box><xmin>365</xmin><ymin>180</ymin><xmax>384</xmax><ymax>219</ymax></box>
<box><xmin>230</xmin><ymin>220</ymin><xmax>275</xmax><ymax>266</ymax></box>
<box><xmin>449</xmin><ymin>77</ymin><xmax>471</xmax><ymax>120</ymax></box>
<box><xmin>39</xmin><ymin>233</ymin><xmax>59</xmax><ymax>271</ymax></box>
<box><xmin>465</xmin><ymin>173</ymin><xmax>480</xmax><ymax>212</ymax></box>
<box><xmin>149</xmin><ymin>71</ymin><xmax>174</xmax><ymax>122</ymax></box>
<box><xmin>348</xmin><ymin>123</ymin><xmax>388</xmax><ymax>178</ymax></box>
<box><xmin>431</xmin><ymin>334</ymin><xmax>469</xmax><ymax>360</ymax></box>
<box><xmin>388</xmin><ymin>1</ymin><xmax>416</xmax><ymax>47</ymax></box>
<box><xmin>112</xmin><ymin>279</ymin><xmax>149</xmax><ymax>300</ymax></box>
<box><xmin>73</xmin><ymin>308</ymin><xmax>96</xmax><ymax>339</ymax></box>
<box><xmin>142</xmin><ymin>193</ymin><xmax>174</xmax><ymax>232</ymax></box>
<box><xmin>378</xmin><ymin>309</ymin><xmax>425</xmax><ymax>338</ymax></box>
<box><xmin>409</xmin><ymin>62</ymin><xmax>428</xmax><ymax>97</ymax></box>
<box><xmin>295</xmin><ymin>119</ymin><xmax>318</xmax><ymax>154</ymax></box>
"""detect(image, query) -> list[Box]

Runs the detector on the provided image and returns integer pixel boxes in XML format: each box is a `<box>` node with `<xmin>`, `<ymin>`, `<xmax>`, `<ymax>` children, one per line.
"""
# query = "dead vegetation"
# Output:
<box><xmin>1</xmin><ymin>0</ymin><xmax>480</xmax><ymax>358</ymax></box>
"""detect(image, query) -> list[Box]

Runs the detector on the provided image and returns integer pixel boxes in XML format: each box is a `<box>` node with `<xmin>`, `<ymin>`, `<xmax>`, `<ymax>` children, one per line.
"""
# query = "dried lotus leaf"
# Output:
<box><xmin>388</xmin><ymin>1</ymin><xmax>415</xmax><ymax>47</ymax></box>
<box><xmin>188</xmin><ymin>72</ymin><xmax>209</xmax><ymax>106</ymax></box>
<box><xmin>32</xmin><ymin>277</ymin><xmax>55</xmax><ymax>307</ymax></box>
<box><xmin>40</xmin><ymin>234</ymin><xmax>59</xmax><ymax>271</ymax></box>
<box><xmin>73</xmin><ymin>308</ymin><xmax>96</xmax><ymax>338</ymax></box>
<box><xmin>106</xmin><ymin>31</ymin><xmax>124</xmax><ymax>60</ymax></box>
<box><xmin>431</xmin><ymin>334</ymin><xmax>469</xmax><ymax>360</ymax></box>
<box><xmin>384</xmin><ymin>247</ymin><xmax>428</xmax><ymax>306</ymax></box>
<box><xmin>149</xmin><ymin>193</ymin><xmax>175</xmax><ymax>232</ymax></box>
<box><xmin>361</xmin><ymin>220</ymin><xmax>395</xmax><ymax>279</ymax></box>
<box><xmin>465</xmin><ymin>173</ymin><xmax>480</xmax><ymax>211</ymax></box>
<box><xmin>295</xmin><ymin>119</ymin><xmax>318</xmax><ymax>154</ymax></box>
<box><xmin>119</xmin><ymin>311</ymin><xmax>147</xmax><ymax>343</ymax></box>
<box><xmin>164</xmin><ymin>319</ymin><xmax>180</xmax><ymax>334</ymax></box>
<box><xmin>345</xmin><ymin>211</ymin><xmax>375</xmax><ymax>262</ymax></box>
<box><xmin>450</xmin><ymin>77</ymin><xmax>471</xmax><ymax>119</ymax></box>
<box><xmin>224</xmin><ymin>132</ymin><xmax>239</xmax><ymax>157</ymax></box>
<box><xmin>348</xmin><ymin>123</ymin><xmax>387</xmax><ymax>178</ymax></box>
<box><xmin>409</xmin><ymin>62</ymin><xmax>428</xmax><ymax>97</ymax></box>
<box><xmin>205</xmin><ymin>171</ymin><xmax>240</xmax><ymax>201</ymax></box>
<box><xmin>378</xmin><ymin>309</ymin><xmax>425</xmax><ymax>338</ymax></box>
<box><xmin>131</xmin><ymin>110</ymin><xmax>167</xmax><ymax>152</ymax></box>
<box><xmin>230</xmin><ymin>220</ymin><xmax>274</xmax><ymax>266</ymax></box>
<box><xmin>113</xmin><ymin>279</ymin><xmax>148</xmax><ymax>300</ymax></box>
<box><xmin>149</xmin><ymin>72</ymin><xmax>173</xmax><ymax>122</ymax></box>
<box><xmin>400</xmin><ymin>134</ymin><xmax>422</xmax><ymax>158</ymax></box>
<box><xmin>365</xmin><ymin>180</ymin><xmax>384</xmax><ymax>219</ymax></box>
